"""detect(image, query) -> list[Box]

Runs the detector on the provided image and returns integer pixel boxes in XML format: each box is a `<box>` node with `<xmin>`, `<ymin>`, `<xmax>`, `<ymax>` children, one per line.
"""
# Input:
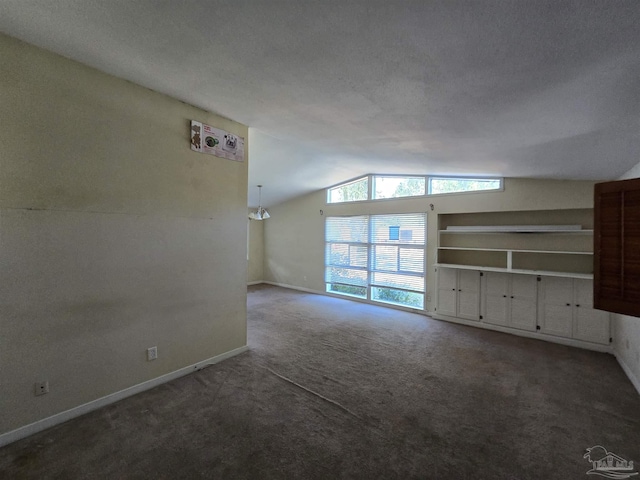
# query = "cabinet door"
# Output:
<box><xmin>574</xmin><ymin>279</ymin><xmax>611</xmax><ymax>344</ymax></box>
<box><xmin>538</xmin><ymin>277</ymin><xmax>573</xmax><ymax>337</ymax></box>
<box><xmin>483</xmin><ymin>272</ymin><xmax>509</xmax><ymax>326</ymax></box>
<box><xmin>437</xmin><ymin>268</ymin><xmax>457</xmax><ymax>317</ymax></box>
<box><xmin>457</xmin><ymin>270</ymin><xmax>480</xmax><ymax>321</ymax></box>
<box><xmin>509</xmin><ymin>275</ymin><xmax>537</xmax><ymax>332</ymax></box>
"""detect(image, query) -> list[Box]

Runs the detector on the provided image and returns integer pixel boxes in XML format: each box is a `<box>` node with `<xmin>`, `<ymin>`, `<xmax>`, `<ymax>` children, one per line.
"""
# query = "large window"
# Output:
<box><xmin>325</xmin><ymin>213</ymin><xmax>426</xmax><ymax>309</ymax></box>
<box><xmin>327</xmin><ymin>174</ymin><xmax>502</xmax><ymax>203</ymax></box>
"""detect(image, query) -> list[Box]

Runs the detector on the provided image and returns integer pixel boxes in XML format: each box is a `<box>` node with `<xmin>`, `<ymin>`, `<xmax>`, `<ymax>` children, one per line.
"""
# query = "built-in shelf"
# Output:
<box><xmin>436</xmin><ymin>209</ymin><xmax>594</xmax><ymax>279</ymax></box>
<box><xmin>437</xmin><ymin>247</ymin><xmax>592</xmax><ymax>255</ymax></box>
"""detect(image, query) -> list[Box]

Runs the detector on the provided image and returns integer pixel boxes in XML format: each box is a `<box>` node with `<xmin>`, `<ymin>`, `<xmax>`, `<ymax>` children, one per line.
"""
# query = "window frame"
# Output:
<box><xmin>326</xmin><ymin>176</ymin><xmax>369</xmax><ymax>204</ymax></box>
<box><xmin>371</xmin><ymin>175</ymin><xmax>427</xmax><ymax>200</ymax></box>
<box><xmin>427</xmin><ymin>176</ymin><xmax>504</xmax><ymax>196</ymax></box>
<box><xmin>326</xmin><ymin>174</ymin><xmax>503</xmax><ymax>204</ymax></box>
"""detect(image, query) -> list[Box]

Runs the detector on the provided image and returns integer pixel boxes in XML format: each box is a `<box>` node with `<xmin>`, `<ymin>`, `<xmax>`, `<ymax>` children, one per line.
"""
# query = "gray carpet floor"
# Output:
<box><xmin>1</xmin><ymin>284</ymin><xmax>639</xmax><ymax>479</ymax></box>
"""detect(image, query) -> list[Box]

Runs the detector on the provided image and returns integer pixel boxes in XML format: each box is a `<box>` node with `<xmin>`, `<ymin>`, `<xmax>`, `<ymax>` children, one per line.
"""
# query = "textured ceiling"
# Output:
<box><xmin>2</xmin><ymin>1</ymin><xmax>639</xmax><ymax>207</ymax></box>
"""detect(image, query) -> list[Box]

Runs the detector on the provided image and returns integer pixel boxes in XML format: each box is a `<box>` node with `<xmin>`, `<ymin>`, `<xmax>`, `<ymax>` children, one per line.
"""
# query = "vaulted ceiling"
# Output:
<box><xmin>2</xmin><ymin>1</ymin><xmax>639</xmax><ymax>206</ymax></box>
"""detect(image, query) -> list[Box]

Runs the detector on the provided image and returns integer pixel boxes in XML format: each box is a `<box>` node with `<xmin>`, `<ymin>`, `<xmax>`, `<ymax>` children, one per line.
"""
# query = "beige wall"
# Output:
<box><xmin>264</xmin><ymin>177</ymin><xmax>595</xmax><ymax>310</ymax></box>
<box><xmin>614</xmin><ymin>163</ymin><xmax>640</xmax><ymax>391</ymax></box>
<box><xmin>0</xmin><ymin>34</ymin><xmax>248</xmax><ymax>435</ymax></box>
<box><xmin>248</xmin><ymin>215</ymin><xmax>264</xmax><ymax>283</ymax></box>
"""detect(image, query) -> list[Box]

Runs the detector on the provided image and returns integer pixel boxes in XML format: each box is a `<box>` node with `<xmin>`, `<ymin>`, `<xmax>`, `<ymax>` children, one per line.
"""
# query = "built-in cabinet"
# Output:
<box><xmin>538</xmin><ymin>277</ymin><xmax>611</xmax><ymax>345</ymax></box>
<box><xmin>435</xmin><ymin>267</ymin><xmax>611</xmax><ymax>349</ymax></box>
<box><xmin>437</xmin><ymin>268</ymin><xmax>480</xmax><ymax>320</ymax></box>
<box><xmin>482</xmin><ymin>272</ymin><xmax>537</xmax><ymax>332</ymax></box>
<box><xmin>433</xmin><ymin>208</ymin><xmax>611</xmax><ymax>350</ymax></box>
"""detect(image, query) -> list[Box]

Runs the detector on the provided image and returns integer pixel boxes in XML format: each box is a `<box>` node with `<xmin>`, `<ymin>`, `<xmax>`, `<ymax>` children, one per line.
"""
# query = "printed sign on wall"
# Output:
<box><xmin>190</xmin><ymin>120</ymin><xmax>245</xmax><ymax>162</ymax></box>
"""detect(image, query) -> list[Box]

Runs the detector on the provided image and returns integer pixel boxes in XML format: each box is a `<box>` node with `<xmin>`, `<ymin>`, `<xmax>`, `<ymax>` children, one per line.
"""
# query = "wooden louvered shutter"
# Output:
<box><xmin>594</xmin><ymin>178</ymin><xmax>640</xmax><ymax>316</ymax></box>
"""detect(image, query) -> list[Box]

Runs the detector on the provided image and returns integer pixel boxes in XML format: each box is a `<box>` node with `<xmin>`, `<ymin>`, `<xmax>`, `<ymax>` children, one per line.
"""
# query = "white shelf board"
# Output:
<box><xmin>511</xmin><ymin>249</ymin><xmax>593</xmax><ymax>255</ymax></box>
<box><xmin>437</xmin><ymin>247</ymin><xmax>593</xmax><ymax>255</ymax></box>
<box><xmin>437</xmin><ymin>247</ymin><xmax>507</xmax><ymax>252</ymax></box>
<box><xmin>434</xmin><ymin>263</ymin><xmax>593</xmax><ymax>279</ymax></box>
<box><xmin>444</xmin><ymin>224</ymin><xmax>583</xmax><ymax>232</ymax></box>
<box><xmin>439</xmin><ymin>229</ymin><xmax>593</xmax><ymax>235</ymax></box>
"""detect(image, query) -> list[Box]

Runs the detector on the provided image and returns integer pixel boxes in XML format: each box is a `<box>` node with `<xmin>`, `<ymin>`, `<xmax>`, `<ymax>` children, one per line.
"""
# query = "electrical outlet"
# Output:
<box><xmin>35</xmin><ymin>381</ymin><xmax>49</xmax><ymax>396</ymax></box>
<box><xmin>147</xmin><ymin>346</ymin><xmax>158</xmax><ymax>361</ymax></box>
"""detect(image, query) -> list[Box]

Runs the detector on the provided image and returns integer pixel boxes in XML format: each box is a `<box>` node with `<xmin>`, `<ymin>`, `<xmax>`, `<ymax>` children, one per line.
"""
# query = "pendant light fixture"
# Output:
<box><xmin>248</xmin><ymin>185</ymin><xmax>270</xmax><ymax>220</ymax></box>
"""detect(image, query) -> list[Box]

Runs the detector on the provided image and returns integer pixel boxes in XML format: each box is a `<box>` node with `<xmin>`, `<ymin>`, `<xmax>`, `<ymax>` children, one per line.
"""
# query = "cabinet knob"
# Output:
<box><xmin>566</xmin><ymin>303</ymin><xmax>571</xmax><ymax>306</ymax></box>
<box><xmin>452</xmin><ymin>288</ymin><xmax>456</xmax><ymax>291</ymax></box>
<box><xmin>503</xmin><ymin>295</ymin><xmax>507</xmax><ymax>298</ymax></box>
<box><xmin>576</xmin><ymin>304</ymin><xmax>580</xmax><ymax>307</ymax></box>
<box><xmin>511</xmin><ymin>296</ymin><xmax>514</xmax><ymax>299</ymax></box>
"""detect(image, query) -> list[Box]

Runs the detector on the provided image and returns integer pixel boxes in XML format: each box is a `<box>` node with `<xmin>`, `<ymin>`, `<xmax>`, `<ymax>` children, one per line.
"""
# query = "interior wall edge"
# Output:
<box><xmin>614</xmin><ymin>351</ymin><xmax>640</xmax><ymax>396</ymax></box>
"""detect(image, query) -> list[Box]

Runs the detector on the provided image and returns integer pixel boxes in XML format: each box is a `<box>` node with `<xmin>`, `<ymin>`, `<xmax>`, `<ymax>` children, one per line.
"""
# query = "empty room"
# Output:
<box><xmin>1</xmin><ymin>1</ymin><xmax>640</xmax><ymax>479</ymax></box>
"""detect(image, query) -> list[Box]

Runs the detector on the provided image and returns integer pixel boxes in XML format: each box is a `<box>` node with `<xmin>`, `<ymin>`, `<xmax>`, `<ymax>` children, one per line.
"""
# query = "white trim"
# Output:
<box><xmin>247</xmin><ymin>281</ymin><xmax>264</xmax><ymax>286</ymax></box>
<box><xmin>444</xmin><ymin>224</ymin><xmax>582</xmax><ymax>232</ymax></box>
<box><xmin>262</xmin><ymin>281</ymin><xmax>321</xmax><ymax>295</ymax></box>
<box><xmin>434</xmin><ymin>263</ymin><xmax>593</xmax><ymax>279</ymax></box>
<box><xmin>615</xmin><ymin>351</ymin><xmax>640</xmax><ymax>396</ymax></box>
<box><xmin>431</xmin><ymin>313</ymin><xmax>613</xmax><ymax>353</ymax></box>
<box><xmin>326</xmin><ymin>289</ymin><xmax>428</xmax><ymax>315</ymax></box>
<box><xmin>0</xmin><ymin>345</ymin><xmax>249</xmax><ymax>448</ymax></box>
<box><xmin>263</xmin><ymin>282</ymin><xmax>431</xmax><ymax>317</ymax></box>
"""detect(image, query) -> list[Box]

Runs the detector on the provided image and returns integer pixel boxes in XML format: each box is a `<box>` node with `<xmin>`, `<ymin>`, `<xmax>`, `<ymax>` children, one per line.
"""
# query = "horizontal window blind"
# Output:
<box><xmin>325</xmin><ymin>213</ymin><xmax>426</xmax><ymax>308</ymax></box>
<box><xmin>326</xmin><ymin>215</ymin><xmax>369</xmax><ymax>243</ymax></box>
<box><xmin>370</xmin><ymin>214</ymin><xmax>425</xmax><ymax>293</ymax></box>
<box><xmin>370</xmin><ymin>213</ymin><xmax>425</xmax><ymax>245</ymax></box>
<box><xmin>325</xmin><ymin>216</ymin><xmax>369</xmax><ymax>289</ymax></box>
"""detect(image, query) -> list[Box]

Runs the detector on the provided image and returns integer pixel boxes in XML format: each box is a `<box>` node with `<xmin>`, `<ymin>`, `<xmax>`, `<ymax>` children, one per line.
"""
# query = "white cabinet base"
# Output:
<box><xmin>431</xmin><ymin>311</ymin><xmax>612</xmax><ymax>353</ymax></box>
<box><xmin>435</xmin><ymin>268</ymin><xmax>612</xmax><ymax>353</ymax></box>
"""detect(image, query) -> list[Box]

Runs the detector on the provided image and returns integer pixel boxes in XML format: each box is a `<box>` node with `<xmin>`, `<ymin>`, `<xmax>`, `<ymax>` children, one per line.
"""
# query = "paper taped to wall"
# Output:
<box><xmin>190</xmin><ymin>120</ymin><xmax>244</xmax><ymax>162</ymax></box>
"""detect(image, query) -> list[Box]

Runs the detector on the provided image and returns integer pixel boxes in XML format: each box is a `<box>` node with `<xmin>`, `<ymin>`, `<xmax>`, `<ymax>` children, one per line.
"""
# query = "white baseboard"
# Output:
<box><xmin>262</xmin><ymin>281</ymin><xmax>321</xmax><ymax>295</ymax></box>
<box><xmin>263</xmin><ymin>283</ymin><xmax>430</xmax><ymax>317</ymax></box>
<box><xmin>431</xmin><ymin>313</ymin><xmax>613</xmax><ymax>353</ymax></box>
<box><xmin>615</xmin><ymin>351</ymin><xmax>640</xmax><ymax>396</ymax></box>
<box><xmin>247</xmin><ymin>281</ymin><xmax>264</xmax><ymax>286</ymax></box>
<box><xmin>0</xmin><ymin>345</ymin><xmax>249</xmax><ymax>448</ymax></box>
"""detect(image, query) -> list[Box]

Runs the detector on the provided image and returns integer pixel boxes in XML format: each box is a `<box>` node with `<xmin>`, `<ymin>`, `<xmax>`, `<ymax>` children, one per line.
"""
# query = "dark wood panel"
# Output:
<box><xmin>595</xmin><ymin>191</ymin><xmax>622</xmax><ymax>302</ymax></box>
<box><xmin>594</xmin><ymin>178</ymin><xmax>640</xmax><ymax>317</ymax></box>
<box><xmin>623</xmin><ymin>190</ymin><xmax>640</xmax><ymax>301</ymax></box>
